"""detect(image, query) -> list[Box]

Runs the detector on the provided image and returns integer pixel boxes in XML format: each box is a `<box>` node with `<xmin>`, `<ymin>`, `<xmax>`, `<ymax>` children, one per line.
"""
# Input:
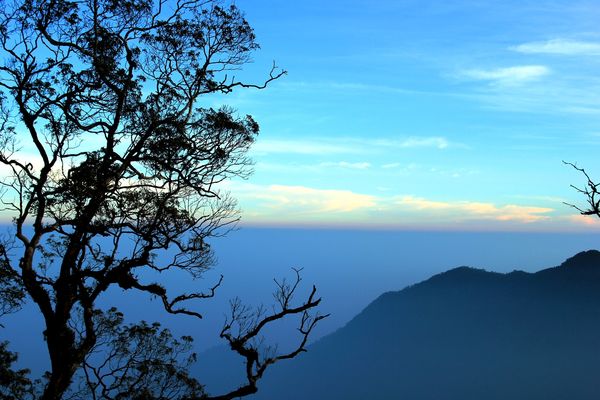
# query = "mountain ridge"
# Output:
<box><xmin>247</xmin><ymin>249</ymin><xmax>600</xmax><ymax>400</ymax></box>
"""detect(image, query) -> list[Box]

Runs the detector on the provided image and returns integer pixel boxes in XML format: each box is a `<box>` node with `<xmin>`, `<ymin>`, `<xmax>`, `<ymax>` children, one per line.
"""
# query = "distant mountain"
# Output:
<box><xmin>237</xmin><ymin>250</ymin><xmax>600</xmax><ymax>400</ymax></box>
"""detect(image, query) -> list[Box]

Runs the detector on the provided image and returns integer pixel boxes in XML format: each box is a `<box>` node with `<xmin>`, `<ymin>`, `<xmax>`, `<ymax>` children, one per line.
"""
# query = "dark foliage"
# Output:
<box><xmin>0</xmin><ymin>244</ymin><xmax>23</xmax><ymax>319</ymax></box>
<box><xmin>0</xmin><ymin>341</ymin><xmax>33</xmax><ymax>400</ymax></box>
<box><xmin>0</xmin><ymin>0</ymin><xmax>325</xmax><ymax>398</ymax></box>
<box><xmin>70</xmin><ymin>308</ymin><xmax>204</xmax><ymax>400</ymax></box>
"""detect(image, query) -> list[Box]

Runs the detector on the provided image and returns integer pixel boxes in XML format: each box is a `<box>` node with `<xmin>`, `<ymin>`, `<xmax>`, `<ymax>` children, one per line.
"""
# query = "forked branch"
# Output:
<box><xmin>209</xmin><ymin>269</ymin><xmax>329</xmax><ymax>400</ymax></box>
<box><xmin>563</xmin><ymin>161</ymin><xmax>600</xmax><ymax>217</ymax></box>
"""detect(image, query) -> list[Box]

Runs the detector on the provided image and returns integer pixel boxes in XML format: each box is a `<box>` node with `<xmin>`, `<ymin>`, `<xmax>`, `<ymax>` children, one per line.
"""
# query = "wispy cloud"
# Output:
<box><xmin>566</xmin><ymin>214</ymin><xmax>600</xmax><ymax>227</ymax></box>
<box><xmin>460</xmin><ymin>65</ymin><xmax>550</xmax><ymax>86</ymax></box>
<box><xmin>511</xmin><ymin>39</ymin><xmax>600</xmax><ymax>56</ymax></box>
<box><xmin>319</xmin><ymin>161</ymin><xmax>371</xmax><ymax>169</ymax></box>
<box><xmin>251</xmin><ymin>139</ymin><xmax>360</xmax><ymax>155</ymax></box>
<box><xmin>395</xmin><ymin>196</ymin><xmax>554</xmax><ymax>223</ymax></box>
<box><xmin>277</xmin><ymin>80</ymin><xmax>454</xmax><ymax>98</ymax></box>
<box><xmin>452</xmin><ymin>63</ymin><xmax>600</xmax><ymax>115</ymax></box>
<box><xmin>252</xmin><ymin>136</ymin><xmax>463</xmax><ymax>156</ymax></box>
<box><xmin>244</xmin><ymin>184</ymin><xmax>377</xmax><ymax>214</ymax></box>
<box><xmin>227</xmin><ymin>182</ymin><xmax>558</xmax><ymax>226</ymax></box>
<box><xmin>466</xmin><ymin>81</ymin><xmax>600</xmax><ymax>115</ymax></box>
<box><xmin>381</xmin><ymin>162</ymin><xmax>402</xmax><ymax>169</ymax></box>
<box><xmin>380</xmin><ymin>162</ymin><xmax>423</xmax><ymax>173</ymax></box>
<box><xmin>508</xmin><ymin>195</ymin><xmax>568</xmax><ymax>203</ymax></box>
<box><xmin>379</xmin><ymin>137</ymin><xmax>451</xmax><ymax>149</ymax></box>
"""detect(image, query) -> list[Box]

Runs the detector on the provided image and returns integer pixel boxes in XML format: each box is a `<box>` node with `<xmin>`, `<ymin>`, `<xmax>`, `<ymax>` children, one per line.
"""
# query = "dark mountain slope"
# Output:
<box><xmin>251</xmin><ymin>250</ymin><xmax>600</xmax><ymax>400</ymax></box>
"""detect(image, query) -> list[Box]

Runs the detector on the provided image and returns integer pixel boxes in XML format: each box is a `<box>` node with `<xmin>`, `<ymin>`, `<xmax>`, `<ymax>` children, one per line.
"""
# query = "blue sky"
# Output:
<box><xmin>202</xmin><ymin>0</ymin><xmax>600</xmax><ymax>231</ymax></box>
<box><xmin>2</xmin><ymin>0</ymin><xmax>599</xmax><ymax>231</ymax></box>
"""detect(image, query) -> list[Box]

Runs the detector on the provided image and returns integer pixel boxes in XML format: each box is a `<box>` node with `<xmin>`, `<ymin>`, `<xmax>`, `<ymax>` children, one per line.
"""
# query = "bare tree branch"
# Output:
<box><xmin>564</xmin><ymin>161</ymin><xmax>600</xmax><ymax>217</ymax></box>
<box><xmin>208</xmin><ymin>269</ymin><xmax>329</xmax><ymax>400</ymax></box>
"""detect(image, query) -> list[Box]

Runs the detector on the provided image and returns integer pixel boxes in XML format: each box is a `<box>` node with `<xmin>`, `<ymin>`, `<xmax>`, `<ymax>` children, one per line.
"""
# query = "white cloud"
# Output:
<box><xmin>566</xmin><ymin>214</ymin><xmax>600</xmax><ymax>227</ymax></box>
<box><xmin>230</xmin><ymin>183</ymin><xmax>377</xmax><ymax>214</ymax></box>
<box><xmin>279</xmin><ymin>80</ymin><xmax>439</xmax><ymax>97</ymax></box>
<box><xmin>396</xmin><ymin>196</ymin><xmax>554</xmax><ymax>223</ymax></box>
<box><xmin>319</xmin><ymin>161</ymin><xmax>371</xmax><ymax>169</ymax></box>
<box><xmin>251</xmin><ymin>136</ymin><xmax>462</xmax><ymax>156</ymax></box>
<box><xmin>262</xmin><ymin>185</ymin><xmax>376</xmax><ymax>213</ymax></box>
<box><xmin>226</xmin><ymin>182</ymin><xmax>559</xmax><ymax>227</ymax></box>
<box><xmin>380</xmin><ymin>162</ymin><xmax>421</xmax><ymax>172</ymax></box>
<box><xmin>404</xmin><ymin>137</ymin><xmax>448</xmax><ymax>149</ymax></box>
<box><xmin>382</xmin><ymin>162</ymin><xmax>402</xmax><ymax>169</ymax></box>
<box><xmin>509</xmin><ymin>195</ymin><xmax>567</xmax><ymax>203</ymax></box>
<box><xmin>511</xmin><ymin>39</ymin><xmax>600</xmax><ymax>56</ymax></box>
<box><xmin>467</xmin><ymin>83</ymin><xmax>600</xmax><ymax>115</ymax></box>
<box><xmin>376</xmin><ymin>137</ymin><xmax>450</xmax><ymax>149</ymax></box>
<box><xmin>252</xmin><ymin>139</ymin><xmax>360</xmax><ymax>155</ymax></box>
<box><xmin>461</xmin><ymin>65</ymin><xmax>550</xmax><ymax>86</ymax></box>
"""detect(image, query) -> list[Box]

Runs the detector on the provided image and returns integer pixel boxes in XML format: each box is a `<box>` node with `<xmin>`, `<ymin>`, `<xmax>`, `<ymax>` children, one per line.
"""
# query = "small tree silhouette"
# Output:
<box><xmin>0</xmin><ymin>0</ymin><xmax>326</xmax><ymax>398</ymax></box>
<box><xmin>564</xmin><ymin>161</ymin><xmax>600</xmax><ymax>218</ymax></box>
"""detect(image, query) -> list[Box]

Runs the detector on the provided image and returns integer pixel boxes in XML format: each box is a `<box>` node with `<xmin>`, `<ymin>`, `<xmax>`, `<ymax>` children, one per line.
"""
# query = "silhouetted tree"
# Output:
<box><xmin>0</xmin><ymin>245</ymin><xmax>32</xmax><ymax>399</ymax></box>
<box><xmin>0</xmin><ymin>0</ymin><xmax>326</xmax><ymax>398</ymax></box>
<box><xmin>565</xmin><ymin>161</ymin><xmax>600</xmax><ymax>218</ymax></box>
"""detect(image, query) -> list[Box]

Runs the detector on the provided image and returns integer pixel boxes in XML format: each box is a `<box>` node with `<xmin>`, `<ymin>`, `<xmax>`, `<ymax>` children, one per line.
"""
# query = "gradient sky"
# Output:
<box><xmin>3</xmin><ymin>1</ymin><xmax>600</xmax><ymax>231</ymax></box>
<box><xmin>201</xmin><ymin>0</ymin><xmax>600</xmax><ymax>231</ymax></box>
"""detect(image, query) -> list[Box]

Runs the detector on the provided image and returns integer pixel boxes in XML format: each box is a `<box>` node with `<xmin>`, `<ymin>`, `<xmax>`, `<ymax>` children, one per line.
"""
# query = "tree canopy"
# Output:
<box><xmin>0</xmin><ymin>0</ymin><xmax>326</xmax><ymax>398</ymax></box>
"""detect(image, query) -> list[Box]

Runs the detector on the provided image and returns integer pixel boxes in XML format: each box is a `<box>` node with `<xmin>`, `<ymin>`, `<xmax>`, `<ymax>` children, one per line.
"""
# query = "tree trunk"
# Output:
<box><xmin>40</xmin><ymin>324</ymin><xmax>80</xmax><ymax>400</ymax></box>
